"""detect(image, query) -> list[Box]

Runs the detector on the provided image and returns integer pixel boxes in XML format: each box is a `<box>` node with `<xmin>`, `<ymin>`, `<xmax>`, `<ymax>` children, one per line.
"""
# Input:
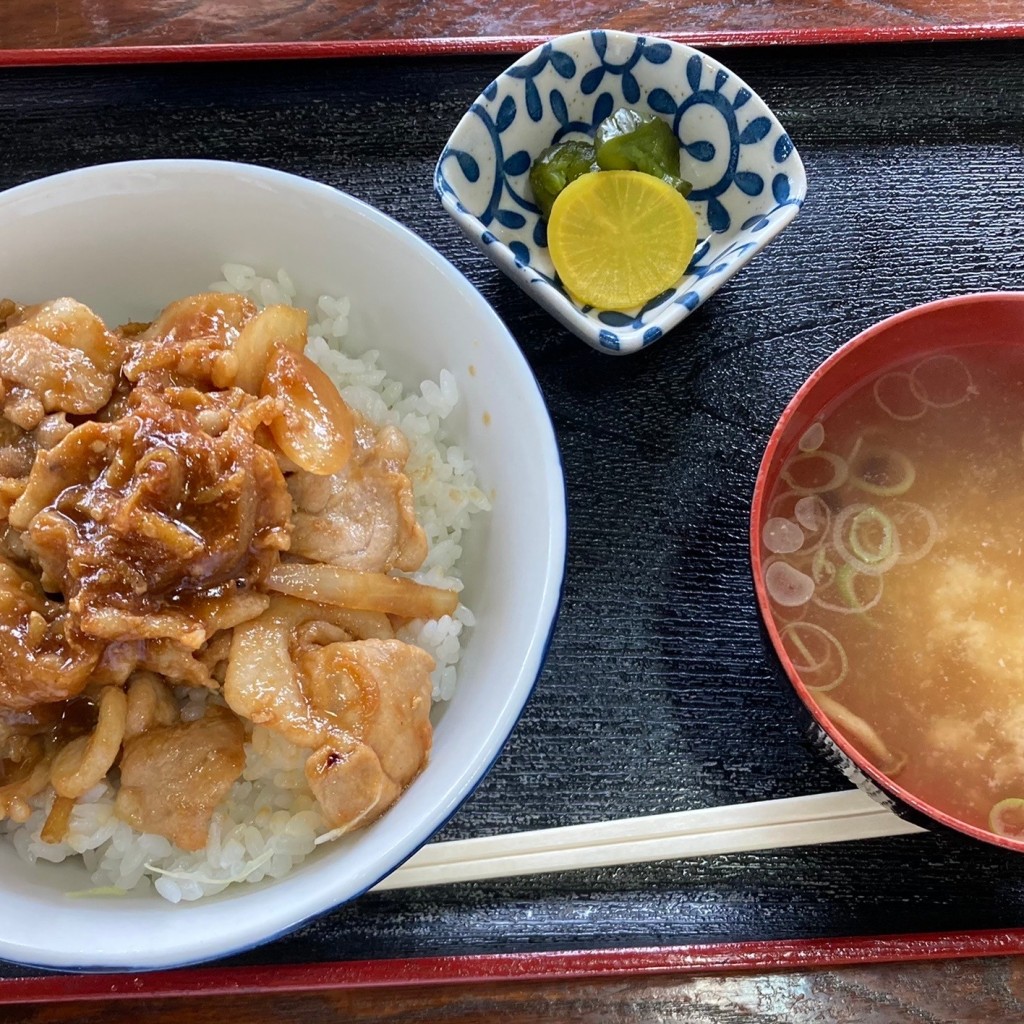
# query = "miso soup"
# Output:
<box><xmin>762</xmin><ymin>344</ymin><xmax>1024</xmax><ymax>839</ymax></box>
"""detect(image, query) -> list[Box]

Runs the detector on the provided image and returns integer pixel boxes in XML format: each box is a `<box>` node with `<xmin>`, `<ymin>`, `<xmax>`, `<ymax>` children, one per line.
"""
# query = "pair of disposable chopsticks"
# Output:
<box><xmin>372</xmin><ymin>788</ymin><xmax>924</xmax><ymax>891</ymax></box>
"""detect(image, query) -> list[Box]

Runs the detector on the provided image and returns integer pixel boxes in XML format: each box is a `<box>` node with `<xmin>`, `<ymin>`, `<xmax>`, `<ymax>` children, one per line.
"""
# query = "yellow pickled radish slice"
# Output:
<box><xmin>546</xmin><ymin>169</ymin><xmax>698</xmax><ymax>310</ymax></box>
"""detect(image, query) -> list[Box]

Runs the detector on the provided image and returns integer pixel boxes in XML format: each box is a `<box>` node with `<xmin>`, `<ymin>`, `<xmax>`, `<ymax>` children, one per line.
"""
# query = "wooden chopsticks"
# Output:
<box><xmin>373</xmin><ymin>789</ymin><xmax>924</xmax><ymax>891</ymax></box>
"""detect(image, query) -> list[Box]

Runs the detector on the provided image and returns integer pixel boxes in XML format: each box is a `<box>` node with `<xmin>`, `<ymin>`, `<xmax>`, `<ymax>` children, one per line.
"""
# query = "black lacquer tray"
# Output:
<box><xmin>2</xmin><ymin>39</ymin><xmax>1024</xmax><ymax>982</ymax></box>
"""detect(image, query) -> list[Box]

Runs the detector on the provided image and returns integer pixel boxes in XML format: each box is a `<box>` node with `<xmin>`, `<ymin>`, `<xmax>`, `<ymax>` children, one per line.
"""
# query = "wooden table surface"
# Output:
<box><xmin>2</xmin><ymin>954</ymin><xmax>1024</xmax><ymax>1021</ymax></box>
<box><xmin>3</xmin><ymin>3</ymin><xmax>1024</xmax><ymax>1021</ymax></box>
<box><xmin>1</xmin><ymin>0</ymin><xmax>1024</xmax><ymax>55</ymax></box>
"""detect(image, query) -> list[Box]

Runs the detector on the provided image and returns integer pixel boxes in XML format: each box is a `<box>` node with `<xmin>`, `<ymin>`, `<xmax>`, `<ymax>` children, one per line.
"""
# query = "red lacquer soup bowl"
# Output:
<box><xmin>753</xmin><ymin>292</ymin><xmax>1024</xmax><ymax>851</ymax></box>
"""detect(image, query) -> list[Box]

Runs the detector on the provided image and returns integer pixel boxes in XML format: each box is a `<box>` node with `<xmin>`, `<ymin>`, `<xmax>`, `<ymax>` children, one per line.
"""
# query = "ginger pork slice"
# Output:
<box><xmin>114</xmin><ymin>705</ymin><xmax>246</xmax><ymax>852</ymax></box>
<box><xmin>287</xmin><ymin>418</ymin><xmax>426</xmax><ymax>573</ymax></box>
<box><xmin>0</xmin><ymin>298</ymin><xmax>126</xmax><ymax>430</ymax></box>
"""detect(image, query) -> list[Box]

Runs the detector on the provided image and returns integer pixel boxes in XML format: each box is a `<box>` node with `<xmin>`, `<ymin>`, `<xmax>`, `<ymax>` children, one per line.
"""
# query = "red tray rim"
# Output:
<box><xmin>2</xmin><ymin>928</ymin><xmax>1024</xmax><ymax>1004</ymax></box>
<box><xmin>0</xmin><ymin>17</ymin><xmax>1021</xmax><ymax>1005</ymax></box>
<box><xmin>1</xmin><ymin>23</ymin><xmax>1024</xmax><ymax>68</ymax></box>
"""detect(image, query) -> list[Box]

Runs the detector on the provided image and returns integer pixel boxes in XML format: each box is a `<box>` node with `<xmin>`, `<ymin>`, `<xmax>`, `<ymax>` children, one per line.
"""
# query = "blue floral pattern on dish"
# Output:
<box><xmin>435</xmin><ymin>30</ymin><xmax>807</xmax><ymax>355</ymax></box>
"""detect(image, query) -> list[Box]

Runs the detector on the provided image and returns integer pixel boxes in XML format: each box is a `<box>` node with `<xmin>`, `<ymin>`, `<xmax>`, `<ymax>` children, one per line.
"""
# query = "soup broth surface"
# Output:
<box><xmin>763</xmin><ymin>343</ymin><xmax>1024</xmax><ymax>838</ymax></box>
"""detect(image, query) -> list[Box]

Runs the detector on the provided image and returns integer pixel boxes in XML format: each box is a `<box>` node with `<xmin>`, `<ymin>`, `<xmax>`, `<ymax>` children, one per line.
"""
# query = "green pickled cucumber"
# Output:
<box><xmin>594</xmin><ymin>108</ymin><xmax>692</xmax><ymax>197</ymax></box>
<box><xmin>528</xmin><ymin>140</ymin><xmax>598</xmax><ymax>219</ymax></box>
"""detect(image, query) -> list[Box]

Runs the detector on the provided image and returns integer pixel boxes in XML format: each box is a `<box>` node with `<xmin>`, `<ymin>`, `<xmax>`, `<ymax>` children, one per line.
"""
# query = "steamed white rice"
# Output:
<box><xmin>1</xmin><ymin>266</ymin><xmax>490</xmax><ymax>902</ymax></box>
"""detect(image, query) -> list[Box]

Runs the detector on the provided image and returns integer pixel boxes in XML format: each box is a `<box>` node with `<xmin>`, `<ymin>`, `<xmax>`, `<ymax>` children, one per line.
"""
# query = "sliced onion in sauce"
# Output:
<box><xmin>872</xmin><ymin>371</ymin><xmax>928</xmax><ymax>422</ymax></box>
<box><xmin>762</xmin><ymin>517</ymin><xmax>804</xmax><ymax>554</ymax></box>
<box><xmin>779</xmin><ymin>622</ymin><xmax>848</xmax><ymax>691</ymax></box>
<box><xmin>798</xmin><ymin>422</ymin><xmax>825</xmax><ymax>452</ymax></box>
<box><xmin>910</xmin><ymin>353</ymin><xmax>976</xmax><ymax>408</ymax></box>
<box><xmin>781</xmin><ymin>450</ymin><xmax>849</xmax><ymax>495</ymax></box>
<box><xmin>262</xmin><ymin>347</ymin><xmax>354</xmax><ymax>476</ymax></box>
<box><xmin>765</xmin><ymin>561</ymin><xmax>814</xmax><ymax>607</ymax></box>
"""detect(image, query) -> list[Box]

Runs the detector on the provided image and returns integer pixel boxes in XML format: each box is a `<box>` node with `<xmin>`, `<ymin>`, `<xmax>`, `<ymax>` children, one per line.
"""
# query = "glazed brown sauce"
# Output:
<box><xmin>28</xmin><ymin>386</ymin><xmax>291</xmax><ymax>627</ymax></box>
<box><xmin>0</xmin><ymin>697</ymin><xmax>97</xmax><ymax>784</ymax></box>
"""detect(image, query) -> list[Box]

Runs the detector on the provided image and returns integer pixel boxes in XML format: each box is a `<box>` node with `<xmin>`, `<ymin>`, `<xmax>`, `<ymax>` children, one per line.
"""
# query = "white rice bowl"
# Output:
<box><xmin>0</xmin><ymin>161</ymin><xmax>565</xmax><ymax>970</ymax></box>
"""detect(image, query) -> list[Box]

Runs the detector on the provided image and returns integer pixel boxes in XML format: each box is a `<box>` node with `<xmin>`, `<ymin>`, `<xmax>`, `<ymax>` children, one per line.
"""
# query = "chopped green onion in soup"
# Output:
<box><xmin>764</xmin><ymin>342</ymin><xmax>1024</xmax><ymax>834</ymax></box>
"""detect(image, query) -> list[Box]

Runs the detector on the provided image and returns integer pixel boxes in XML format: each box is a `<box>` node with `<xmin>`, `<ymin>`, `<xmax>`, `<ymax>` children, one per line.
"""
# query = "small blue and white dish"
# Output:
<box><xmin>435</xmin><ymin>29</ymin><xmax>807</xmax><ymax>355</ymax></box>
